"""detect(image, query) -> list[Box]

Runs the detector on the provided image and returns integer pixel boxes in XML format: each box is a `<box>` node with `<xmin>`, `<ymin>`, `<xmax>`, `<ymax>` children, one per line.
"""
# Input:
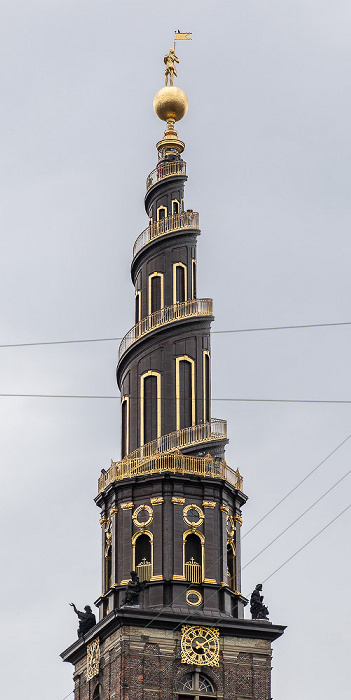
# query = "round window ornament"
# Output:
<box><xmin>132</xmin><ymin>504</ymin><xmax>153</xmax><ymax>528</ymax></box>
<box><xmin>226</xmin><ymin>514</ymin><xmax>235</xmax><ymax>538</ymax></box>
<box><xmin>186</xmin><ymin>590</ymin><xmax>203</xmax><ymax>607</ymax></box>
<box><xmin>183</xmin><ymin>504</ymin><xmax>204</xmax><ymax>527</ymax></box>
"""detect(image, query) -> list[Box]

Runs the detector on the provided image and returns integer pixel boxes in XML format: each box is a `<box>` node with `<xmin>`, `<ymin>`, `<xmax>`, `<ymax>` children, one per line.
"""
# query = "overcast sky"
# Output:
<box><xmin>1</xmin><ymin>2</ymin><xmax>351</xmax><ymax>699</ymax></box>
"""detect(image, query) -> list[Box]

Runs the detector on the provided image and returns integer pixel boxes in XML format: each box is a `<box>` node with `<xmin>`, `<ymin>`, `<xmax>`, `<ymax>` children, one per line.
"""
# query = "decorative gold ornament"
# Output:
<box><xmin>150</xmin><ymin>497</ymin><xmax>164</xmax><ymax>505</ymax></box>
<box><xmin>120</xmin><ymin>502</ymin><xmax>134</xmax><ymax>510</ymax></box>
<box><xmin>181</xmin><ymin>625</ymin><xmax>219</xmax><ymax>667</ymax></box>
<box><xmin>234</xmin><ymin>514</ymin><xmax>243</xmax><ymax>526</ymax></box>
<box><xmin>183</xmin><ymin>504</ymin><xmax>204</xmax><ymax>528</ymax></box>
<box><xmin>220</xmin><ymin>504</ymin><xmax>229</xmax><ymax>514</ymax></box>
<box><xmin>86</xmin><ymin>638</ymin><xmax>100</xmax><ymax>681</ymax></box>
<box><xmin>110</xmin><ymin>506</ymin><xmax>118</xmax><ymax>516</ymax></box>
<box><xmin>99</xmin><ymin>515</ymin><xmax>107</xmax><ymax>526</ymax></box>
<box><xmin>132</xmin><ymin>504</ymin><xmax>153</xmax><ymax>528</ymax></box>
<box><xmin>202</xmin><ymin>501</ymin><xmax>216</xmax><ymax>509</ymax></box>
<box><xmin>186</xmin><ymin>590</ymin><xmax>203</xmax><ymax>607</ymax></box>
<box><xmin>226</xmin><ymin>515</ymin><xmax>235</xmax><ymax>538</ymax></box>
<box><xmin>172</xmin><ymin>496</ymin><xmax>185</xmax><ymax>505</ymax></box>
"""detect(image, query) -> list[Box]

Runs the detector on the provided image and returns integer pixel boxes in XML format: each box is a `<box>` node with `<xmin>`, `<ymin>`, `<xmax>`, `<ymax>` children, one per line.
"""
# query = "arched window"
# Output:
<box><xmin>135</xmin><ymin>290</ymin><xmax>141</xmax><ymax>324</ymax></box>
<box><xmin>227</xmin><ymin>542</ymin><xmax>236</xmax><ymax>591</ymax></box>
<box><xmin>184</xmin><ymin>532</ymin><xmax>202</xmax><ymax>583</ymax></box>
<box><xmin>148</xmin><ymin>273</ymin><xmax>164</xmax><ymax>315</ymax></box>
<box><xmin>191</xmin><ymin>259</ymin><xmax>197</xmax><ymax>299</ymax></box>
<box><xmin>176</xmin><ymin>356</ymin><xmax>195</xmax><ymax>430</ymax></box>
<box><xmin>177</xmin><ymin>671</ymin><xmax>216</xmax><ymax>697</ymax></box>
<box><xmin>105</xmin><ymin>545</ymin><xmax>112</xmax><ymax>591</ymax></box>
<box><xmin>134</xmin><ymin>532</ymin><xmax>152</xmax><ymax>581</ymax></box>
<box><xmin>173</xmin><ymin>263</ymin><xmax>187</xmax><ymax>304</ymax></box>
<box><xmin>140</xmin><ymin>371</ymin><xmax>161</xmax><ymax>446</ymax></box>
<box><xmin>172</xmin><ymin>199</ymin><xmax>180</xmax><ymax>214</ymax></box>
<box><xmin>203</xmin><ymin>351</ymin><xmax>210</xmax><ymax>423</ymax></box>
<box><xmin>157</xmin><ymin>205</ymin><xmax>167</xmax><ymax>221</ymax></box>
<box><xmin>121</xmin><ymin>396</ymin><xmax>129</xmax><ymax>458</ymax></box>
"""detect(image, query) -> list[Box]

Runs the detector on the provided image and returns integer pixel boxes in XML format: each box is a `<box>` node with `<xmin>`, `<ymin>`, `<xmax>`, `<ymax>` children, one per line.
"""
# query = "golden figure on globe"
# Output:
<box><xmin>164</xmin><ymin>47</ymin><xmax>179</xmax><ymax>86</ymax></box>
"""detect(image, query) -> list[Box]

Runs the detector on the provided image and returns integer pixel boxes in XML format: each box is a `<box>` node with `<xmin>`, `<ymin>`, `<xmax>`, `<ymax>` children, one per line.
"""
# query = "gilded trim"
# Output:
<box><xmin>171</xmin><ymin>198</ymin><xmax>180</xmax><ymax>215</ymax></box>
<box><xmin>173</xmin><ymin>262</ymin><xmax>188</xmax><ymax>305</ymax></box>
<box><xmin>150</xmin><ymin>574</ymin><xmax>163</xmax><ymax>581</ymax></box>
<box><xmin>157</xmin><ymin>204</ymin><xmax>167</xmax><ymax>221</ymax></box>
<box><xmin>173</xmin><ymin>574</ymin><xmax>186</xmax><ymax>581</ymax></box>
<box><xmin>234</xmin><ymin>514</ymin><xmax>243</xmax><ymax>526</ymax></box>
<box><xmin>183</xmin><ymin>528</ymin><xmax>205</xmax><ymax>582</ymax></box>
<box><xmin>120</xmin><ymin>579</ymin><xmax>129</xmax><ymax>585</ymax></box>
<box><xmin>148</xmin><ymin>272</ymin><xmax>164</xmax><ymax>315</ymax></box>
<box><xmin>132</xmin><ymin>529</ymin><xmax>153</xmax><ymax>576</ymax></box>
<box><xmin>183</xmin><ymin>504</ymin><xmax>204</xmax><ymax>528</ymax></box>
<box><xmin>203</xmin><ymin>578</ymin><xmax>217</xmax><ymax>584</ymax></box>
<box><xmin>202</xmin><ymin>500</ymin><xmax>216</xmax><ymax>509</ymax></box>
<box><xmin>132</xmin><ymin>504</ymin><xmax>153</xmax><ymax>528</ymax></box>
<box><xmin>191</xmin><ymin>258</ymin><xmax>196</xmax><ymax>299</ymax></box>
<box><xmin>110</xmin><ymin>506</ymin><xmax>118</xmax><ymax>516</ymax></box>
<box><xmin>140</xmin><ymin>370</ymin><xmax>162</xmax><ymax>447</ymax></box>
<box><xmin>186</xmin><ymin>589</ymin><xmax>203</xmax><ymax>607</ymax></box>
<box><xmin>121</xmin><ymin>395</ymin><xmax>130</xmax><ymax>457</ymax></box>
<box><xmin>172</xmin><ymin>496</ymin><xmax>185</xmax><ymax>505</ymax></box>
<box><xmin>220</xmin><ymin>504</ymin><xmax>229</xmax><ymax>514</ymax></box>
<box><xmin>176</xmin><ymin>355</ymin><xmax>195</xmax><ymax>431</ymax></box>
<box><xmin>135</xmin><ymin>289</ymin><xmax>141</xmax><ymax>324</ymax></box>
<box><xmin>203</xmin><ymin>349</ymin><xmax>210</xmax><ymax>424</ymax></box>
<box><xmin>121</xmin><ymin>502</ymin><xmax>134</xmax><ymax>510</ymax></box>
<box><xmin>150</xmin><ymin>497</ymin><xmax>164</xmax><ymax>505</ymax></box>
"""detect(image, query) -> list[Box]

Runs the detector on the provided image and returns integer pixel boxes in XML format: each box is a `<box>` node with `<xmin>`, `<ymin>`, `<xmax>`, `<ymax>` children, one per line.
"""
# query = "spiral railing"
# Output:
<box><xmin>146</xmin><ymin>159</ymin><xmax>186</xmax><ymax>191</ymax></box>
<box><xmin>133</xmin><ymin>211</ymin><xmax>199</xmax><ymax>258</ymax></box>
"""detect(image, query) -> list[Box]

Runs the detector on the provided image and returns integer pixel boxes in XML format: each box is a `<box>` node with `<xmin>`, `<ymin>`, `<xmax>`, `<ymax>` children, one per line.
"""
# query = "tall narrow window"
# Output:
<box><xmin>135</xmin><ymin>291</ymin><xmax>141</xmax><ymax>324</ymax></box>
<box><xmin>105</xmin><ymin>546</ymin><xmax>112</xmax><ymax>591</ymax></box>
<box><xmin>184</xmin><ymin>533</ymin><xmax>203</xmax><ymax>583</ymax></box>
<box><xmin>191</xmin><ymin>259</ymin><xmax>197</xmax><ymax>299</ymax></box>
<box><xmin>203</xmin><ymin>351</ymin><xmax>210</xmax><ymax>423</ymax></box>
<box><xmin>93</xmin><ymin>684</ymin><xmax>101</xmax><ymax>700</ymax></box>
<box><xmin>173</xmin><ymin>263</ymin><xmax>187</xmax><ymax>304</ymax></box>
<box><xmin>227</xmin><ymin>543</ymin><xmax>236</xmax><ymax>591</ymax></box>
<box><xmin>172</xmin><ymin>199</ymin><xmax>180</xmax><ymax>214</ymax></box>
<box><xmin>157</xmin><ymin>205</ymin><xmax>167</xmax><ymax>220</ymax></box>
<box><xmin>134</xmin><ymin>533</ymin><xmax>152</xmax><ymax>581</ymax></box>
<box><xmin>148</xmin><ymin>273</ymin><xmax>164</xmax><ymax>315</ymax></box>
<box><xmin>176</xmin><ymin>356</ymin><xmax>195</xmax><ymax>430</ymax></box>
<box><xmin>140</xmin><ymin>371</ymin><xmax>161</xmax><ymax>446</ymax></box>
<box><xmin>121</xmin><ymin>396</ymin><xmax>129</xmax><ymax>458</ymax></box>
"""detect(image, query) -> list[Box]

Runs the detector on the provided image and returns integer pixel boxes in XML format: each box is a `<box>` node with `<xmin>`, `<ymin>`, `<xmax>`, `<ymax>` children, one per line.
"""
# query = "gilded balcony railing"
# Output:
<box><xmin>185</xmin><ymin>558</ymin><xmax>202</xmax><ymax>584</ymax></box>
<box><xmin>118</xmin><ymin>298</ymin><xmax>213</xmax><ymax>361</ymax></box>
<box><xmin>146</xmin><ymin>160</ymin><xmax>186</xmax><ymax>191</ymax></box>
<box><xmin>136</xmin><ymin>558</ymin><xmax>152</xmax><ymax>582</ymax></box>
<box><xmin>133</xmin><ymin>211</ymin><xmax>199</xmax><ymax>258</ymax></box>
<box><xmin>98</xmin><ymin>446</ymin><xmax>244</xmax><ymax>494</ymax></box>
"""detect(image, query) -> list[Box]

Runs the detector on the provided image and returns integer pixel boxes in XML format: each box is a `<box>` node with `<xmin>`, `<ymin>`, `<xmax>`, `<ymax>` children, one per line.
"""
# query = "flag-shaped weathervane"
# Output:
<box><xmin>174</xmin><ymin>31</ymin><xmax>192</xmax><ymax>42</ymax></box>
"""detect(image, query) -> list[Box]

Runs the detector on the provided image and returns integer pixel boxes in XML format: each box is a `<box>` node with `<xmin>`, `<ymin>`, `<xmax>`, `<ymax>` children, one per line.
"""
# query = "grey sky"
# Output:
<box><xmin>1</xmin><ymin>2</ymin><xmax>350</xmax><ymax>698</ymax></box>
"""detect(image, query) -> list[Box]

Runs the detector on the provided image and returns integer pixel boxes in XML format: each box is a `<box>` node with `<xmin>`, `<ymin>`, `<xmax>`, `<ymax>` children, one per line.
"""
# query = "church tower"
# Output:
<box><xmin>61</xmin><ymin>47</ymin><xmax>285</xmax><ymax>700</ymax></box>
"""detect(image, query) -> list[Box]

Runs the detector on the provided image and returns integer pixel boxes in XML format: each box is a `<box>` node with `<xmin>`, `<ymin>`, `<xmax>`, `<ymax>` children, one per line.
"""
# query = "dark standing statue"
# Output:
<box><xmin>250</xmin><ymin>584</ymin><xmax>269</xmax><ymax>620</ymax></box>
<box><xmin>70</xmin><ymin>603</ymin><xmax>96</xmax><ymax>638</ymax></box>
<box><xmin>121</xmin><ymin>571</ymin><xmax>145</xmax><ymax>606</ymax></box>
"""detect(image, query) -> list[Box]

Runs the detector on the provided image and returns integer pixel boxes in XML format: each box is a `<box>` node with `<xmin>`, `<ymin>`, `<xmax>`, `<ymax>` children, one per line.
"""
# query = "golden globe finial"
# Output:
<box><xmin>153</xmin><ymin>47</ymin><xmax>189</xmax><ymax>157</ymax></box>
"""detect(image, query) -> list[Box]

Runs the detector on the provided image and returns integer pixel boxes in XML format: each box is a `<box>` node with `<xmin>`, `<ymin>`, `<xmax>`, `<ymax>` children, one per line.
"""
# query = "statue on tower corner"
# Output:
<box><xmin>164</xmin><ymin>48</ymin><xmax>179</xmax><ymax>85</ymax></box>
<box><xmin>121</xmin><ymin>570</ymin><xmax>145</xmax><ymax>606</ymax></box>
<box><xmin>250</xmin><ymin>584</ymin><xmax>270</xmax><ymax>620</ymax></box>
<box><xmin>70</xmin><ymin>603</ymin><xmax>96</xmax><ymax>638</ymax></box>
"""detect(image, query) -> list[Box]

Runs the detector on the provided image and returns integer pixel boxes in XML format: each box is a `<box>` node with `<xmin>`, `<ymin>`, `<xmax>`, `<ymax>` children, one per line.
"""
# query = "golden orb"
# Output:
<box><xmin>153</xmin><ymin>86</ymin><xmax>189</xmax><ymax>123</ymax></box>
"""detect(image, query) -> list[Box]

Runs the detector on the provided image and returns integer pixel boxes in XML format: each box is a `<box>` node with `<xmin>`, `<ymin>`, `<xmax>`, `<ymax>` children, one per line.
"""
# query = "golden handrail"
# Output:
<box><xmin>118</xmin><ymin>298</ymin><xmax>213</xmax><ymax>361</ymax></box>
<box><xmin>133</xmin><ymin>211</ymin><xmax>199</xmax><ymax>258</ymax></box>
<box><xmin>146</xmin><ymin>160</ymin><xmax>186</xmax><ymax>191</ymax></box>
<box><xmin>98</xmin><ymin>447</ymin><xmax>243</xmax><ymax>494</ymax></box>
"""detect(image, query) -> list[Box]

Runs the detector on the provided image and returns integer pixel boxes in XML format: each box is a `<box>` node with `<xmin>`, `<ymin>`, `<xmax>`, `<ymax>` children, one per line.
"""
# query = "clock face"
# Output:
<box><xmin>181</xmin><ymin>625</ymin><xmax>219</xmax><ymax>667</ymax></box>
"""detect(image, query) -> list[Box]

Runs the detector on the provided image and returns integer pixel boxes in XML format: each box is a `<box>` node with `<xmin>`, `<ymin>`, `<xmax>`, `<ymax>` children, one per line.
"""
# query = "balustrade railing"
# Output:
<box><xmin>136</xmin><ymin>559</ymin><xmax>152</xmax><ymax>582</ymax></box>
<box><xmin>146</xmin><ymin>160</ymin><xmax>186</xmax><ymax>191</ymax></box>
<box><xmin>185</xmin><ymin>558</ymin><xmax>202</xmax><ymax>584</ymax></box>
<box><xmin>98</xmin><ymin>428</ymin><xmax>244</xmax><ymax>494</ymax></box>
<box><xmin>118</xmin><ymin>298</ymin><xmax>213</xmax><ymax>361</ymax></box>
<box><xmin>133</xmin><ymin>211</ymin><xmax>199</xmax><ymax>258</ymax></box>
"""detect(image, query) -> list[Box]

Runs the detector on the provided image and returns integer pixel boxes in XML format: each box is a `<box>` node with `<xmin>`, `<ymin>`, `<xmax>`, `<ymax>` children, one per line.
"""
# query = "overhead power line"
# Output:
<box><xmin>242</xmin><ymin>466</ymin><xmax>351</xmax><ymax>570</ymax></box>
<box><xmin>242</xmin><ymin>431</ymin><xmax>351</xmax><ymax>539</ymax></box>
<box><xmin>1</xmin><ymin>393</ymin><xmax>351</xmax><ymax>404</ymax></box>
<box><xmin>1</xmin><ymin>319</ymin><xmax>350</xmax><ymax>350</ymax></box>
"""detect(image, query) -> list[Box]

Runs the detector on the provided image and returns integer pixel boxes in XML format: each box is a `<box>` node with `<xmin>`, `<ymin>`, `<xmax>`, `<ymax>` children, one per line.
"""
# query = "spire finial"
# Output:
<box><xmin>153</xmin><ymin>40</ymin><xmax>190</xmax><ymax>158</ymax></box>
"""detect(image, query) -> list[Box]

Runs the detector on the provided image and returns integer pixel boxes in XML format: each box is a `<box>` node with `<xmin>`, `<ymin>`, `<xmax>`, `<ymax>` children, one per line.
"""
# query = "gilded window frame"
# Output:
<box><xmin>202</xmin><ymin>350</ymin><xmax>210</xmax><ymax>424</ymax></box>
<box><xmin>176</xmin><ymin>355</ymin><xmax>195</xmax><ymax>431</ymax></box>
<box><xmin>140</xmin><ymin>370</ymin><xmax>162</xmax><ymax>446</ymax></box>
<box><xmin>173</xmin><ymin>262</ymin><xmax>188</xmax><ymax>305</ymax></box>
<box><xmin>148</xmin><ymin>272</ymin><xmax>164</xmax><ymax>315</ymax></box>
<box><xmin>183</xmin><ymin>528</ymin><xmax>205</xmax><ymax>583</ymax></box>
<box><xmin>132</xmin><ymin>529</ymin><xmax>153</xmax><ymax>578</ymax></box>
<box><xmin>121</xmin><ymin>395</ymin><xmax>130</xmax><ymax>457</ymax></box>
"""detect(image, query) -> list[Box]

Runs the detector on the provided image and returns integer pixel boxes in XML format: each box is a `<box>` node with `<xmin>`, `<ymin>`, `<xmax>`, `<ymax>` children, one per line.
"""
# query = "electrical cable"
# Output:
<box><xmin>242</xmin><ymin>466</ymin><xmax>351</xmax><ymax>570</ymax></box>
<box><xmin>2</xmin><ymin>393</ymin><xmax>351</xmax><ymax>403</ymax></box>
<box><xmin>1</xmin><ymin>319</ymin><xmax>350</xmax><ymax>350</ymax></box>
<box><xmin>242</xmin><ymin>431</ymin><xmax>351</xmax><ymax>539</ymax></box>
<box><xmin>60</xmin><ymin>692</ymin><xmax>73</xmax><ymax>700</ymax></box>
